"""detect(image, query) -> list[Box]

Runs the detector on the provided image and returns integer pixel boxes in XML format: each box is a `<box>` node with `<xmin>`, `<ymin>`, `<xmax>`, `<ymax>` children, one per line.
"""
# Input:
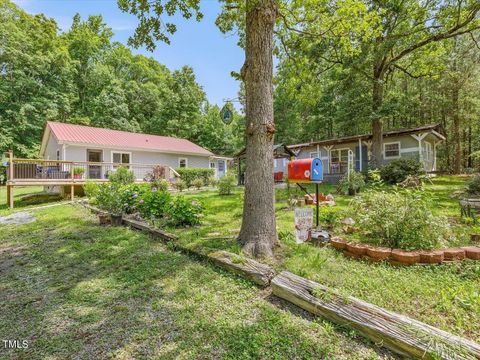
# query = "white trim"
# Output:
<box><xmin>111</xmin><ymin>151</ymin><xmax>132</xmax><ymax>164</ymax></box>
<box><xmin>431</xmin><ymin>130</ymin><xmax>446</xmax><ymax>141</ymax></box>
<box><xmin>400</xmin><ymin>147</ymin><xmax>421</xmax><ymax>154</ymax></box>
<box><xmin>178</xmin><ymin>157</ymin><xmax>188</xmax><ymax>168</ymax></box>
<box><xmin>358</xmin><ymin>138</ymin><xmax>363</xmax><ymax>171</ymax></box>
<box><xmin>383</xmin><ymin>141</ymin><xmax>401</xmax><ymax>159</ymax></box>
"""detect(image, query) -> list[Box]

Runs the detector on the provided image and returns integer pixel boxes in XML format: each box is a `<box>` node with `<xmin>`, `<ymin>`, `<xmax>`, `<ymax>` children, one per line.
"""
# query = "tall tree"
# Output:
<box><xmin>118</xmin><ymin>0</ymin><xmax>279</xmax><ymax>257</ymax></box>
<box><xmin>278</xmin><ymin>0</ymin><xmax>480</xmax><ymax>165</ymax></box>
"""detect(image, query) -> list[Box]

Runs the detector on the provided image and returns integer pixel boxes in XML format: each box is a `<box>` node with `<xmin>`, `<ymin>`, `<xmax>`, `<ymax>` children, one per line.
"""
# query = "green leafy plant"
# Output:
<box><xmin>72</xmin><ymin>166</ymin><xmax>85</xmax><ymax>175</ymax></box>
<box><xmin>218</xmin><ymin>175</ymin><xmax>236</xmax><ymax>195</ymax></box>
<box><xmin>208</xmin><ymin>176</ymin><xmax>218</xmax><ymax>188</ymax></box>
<box><xmin>96</xmin><ymin>183</ymin><xmax>125</xmax><ymax>216</ymax></box>
<box><xmin>192</xmin><ymin>178</ymin><xmax>204</xmax><ymax>190</ymax></box>
<box><xmin>84</xmin><ymin>181</ymin><xmax>100</xmax><ymax>204</ymax></box>
<box><xmin>153</xmin><ymin>178</ymin><xmax>170</xmax><ymax>192</ymax></box>
<box><xmin>349</xmin><ymin>189</ymin><xmax>454</xmax><ymax>250</ymax></box>
<box><xmin>379</xmin><ymin>158</ymin><xmax>425</xmax><ymax>184</ymax></box>
<box><xmin>466</xmin><ymin>175</ymin><xmax>480</xmax><ymax>196</ymax></box>
<box><xmin>165</xmin><ymin>196</ymin><xmax>204</xmax><ymax>227</ymax></box>
<box><xmin>318</xmin><ymin>206</ymin><xmax>340</xmax><ymax>229</ymax></box>
<box><xmin>137</xmin><ymin>189</ymin><xmax>172</xmax><ymax>220</ymax></box>
<box><xmin>175</xmin><ymin>179</ymin><xmax>187</xmax><ymax>192</ymax></box>
<box><xmin>174</xmin><ymin>168</ymin><xmax>214</xmax><ymax>187</ymax></box>
<box><xmin>120</xmin><ymin>183</ymin><xmax>149</xmax><ymax>214</ymax></box>
<box><xmin>338</xmin><ymin>171</ymin><xmax>365</xmax><ymax>195</ymax></box>
<box><xmin>108</xmin><ymin>166</ymin><xmax>136</xmax><ymax>185</ymax></box>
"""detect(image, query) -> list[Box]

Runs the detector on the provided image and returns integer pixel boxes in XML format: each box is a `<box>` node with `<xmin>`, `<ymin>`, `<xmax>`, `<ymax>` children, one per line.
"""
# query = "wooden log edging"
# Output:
<box><xmin>271</xmin><ymin>271</ymin><xmax>480</xmax><ymax>360</ymax></box>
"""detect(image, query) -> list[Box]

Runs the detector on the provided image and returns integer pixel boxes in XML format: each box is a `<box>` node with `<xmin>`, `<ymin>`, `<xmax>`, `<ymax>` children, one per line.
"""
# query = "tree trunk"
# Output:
<box><xmin>371</xmin><ymin>73</ymin><xmax>384</xmax><ymax>168</ymax></box>
<box><xmin>452</xmin><ymin>84</ymin><xmax>461</xmax><ymax>174</ymax></box>
<box><xmin>237</xmin><ymin>0</ymin><xmax>278</xmax><ymax>258</ymax></box>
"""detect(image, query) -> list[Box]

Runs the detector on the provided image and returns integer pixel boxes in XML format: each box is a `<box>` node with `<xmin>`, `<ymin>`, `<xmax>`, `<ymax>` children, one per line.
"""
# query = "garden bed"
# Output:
<box><xmin>330</xmin><ymin>236</ymin><xmax>480</xmax><ymax>265</ymax></box>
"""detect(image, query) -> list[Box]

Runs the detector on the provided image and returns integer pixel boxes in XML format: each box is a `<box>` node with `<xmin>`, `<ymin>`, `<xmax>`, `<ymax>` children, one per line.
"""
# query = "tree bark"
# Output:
<box><xmin>452</xmin><ymin>83</ymin><xmax>461</xmax><ymax>174</ymax></box>
<box><xmin>371</xmin><ymin>71</ymin><xmax>385</xmax><ymax>168</ymax></box>
<box><xmin>237</xmin><ymin>0</ymin><xmax>278</xmax><ymax>258</ymax></box>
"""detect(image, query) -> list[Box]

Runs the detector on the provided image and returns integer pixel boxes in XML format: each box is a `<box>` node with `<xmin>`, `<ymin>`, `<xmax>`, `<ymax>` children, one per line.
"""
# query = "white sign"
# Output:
<box><xmin>294</xmin><ymin>208</ymin><xmax>313</xmax><ymax>244</ymax></box>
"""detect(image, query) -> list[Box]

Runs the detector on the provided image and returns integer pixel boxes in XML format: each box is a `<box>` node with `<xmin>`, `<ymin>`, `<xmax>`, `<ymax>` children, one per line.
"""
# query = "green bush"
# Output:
<box><xmin>0</xmin><ymin>166</ymin><xmax>6</xmax><ymax>185</ymax></box>
<box><xmin>175</xmin><ymin>168</ymin><xmax>214</xmax><ymax>187</ymax></box>
<box><xmin>84</xmin><ymin>181</ymin><xmax>100</xmax><ymax>204</ymax></box>
<box><xmin>349</xmin><ymin>189</ymin><xmax>454</xmax><ymax>250</ymax></box>
<box><xmin>208</xmin><ymin>176</ymin><xmax>218</xmax><ymax>188</ymax></box>
<box><xmin>108</xmin><ymin>166</ymin><xmax>135</xmax><ymax>185</ymax></box>
<box><xmin>175</xmin><ymin>179</ymin><xmax>187</xmax><ymax>192</ymax></box>
<box><xmin>96</xmin><ymin>183</ymin><xmax>124</xmax><ymax>215</ymax></box>
<box><xmin>338</xmin><ymin>171</ymin><xmax>365</xmax><ymax>195</ymax></box>
<box><xmin>379</xmin><ymin>158</ymin><xmax>425</xmax><ymax>184</ymax></box>
<box><xmin>137</xmin><ymin>189</ymin><xmax>172</xmax><ymax>220</ymax></box>
<box><xmin>165</xmin><ymin>196</ymin><xmax>204</xmax><ymax>227</ymax></box>
<box><xmin>218</xmin><ymin>175</ymin><xmax>236</xmax><ymax>195</ymax></box>
<box><xmin>120</xmin><ymin>183</ymin><xmax>150</xmax><ymax>214</ymax></box>
<box><xmin>466</xmin><ymin>175</ymin><xmax>480</xmax><ymax>196</ymax></box>
<box><xmin>318</xmin><ymin>206</ymin><xmax>340</xmax><ymax>229</ymax></box>
<box><xmin>192</xmin><ymin>178</ymin><xmax>204</xmax><ymax>190</ymax></box>
<box><xmin>153</xmin><ymin>178</ymin><xmax>170</xmax><ymax>192</ymax></box>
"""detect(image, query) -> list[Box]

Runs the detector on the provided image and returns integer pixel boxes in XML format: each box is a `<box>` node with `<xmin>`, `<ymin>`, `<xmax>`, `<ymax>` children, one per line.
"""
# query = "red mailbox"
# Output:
<box><xmin>287</xmin><ymin>158</ymin><xmax>323</xmax><ymax>183</ymax></box>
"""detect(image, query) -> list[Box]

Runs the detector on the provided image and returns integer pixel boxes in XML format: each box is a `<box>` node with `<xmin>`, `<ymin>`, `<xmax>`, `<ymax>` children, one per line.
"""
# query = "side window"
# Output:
<box><xmin>384</xmin><ymin>143</ymin><xmax>400</xmax><ymax>158</ymax></box>
<box><xmin>56</xmin><ymin>149</ymin><xmax>60</xmax><ymax>160</ymax></box>
<box><xmin>179</xmin><ymin>158</ymin><xmax>187</xmax><ymax>168</ymax></box>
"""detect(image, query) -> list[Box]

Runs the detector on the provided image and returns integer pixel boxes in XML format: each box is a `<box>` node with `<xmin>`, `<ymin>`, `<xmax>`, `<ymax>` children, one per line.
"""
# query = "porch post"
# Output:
<box><xmin>70</xmin><ymin>162</ymin><xmax>75</xmax><ymax>201</ymax></box>
<box><xmin>433</xmin><ymin>141</ymin><xmax>438</xmax><ymax>171</ymax></box>
<box><xmin>358</xmin><ymin>138</ymin><xmax>363</xmax><ymax>172</ymax></box>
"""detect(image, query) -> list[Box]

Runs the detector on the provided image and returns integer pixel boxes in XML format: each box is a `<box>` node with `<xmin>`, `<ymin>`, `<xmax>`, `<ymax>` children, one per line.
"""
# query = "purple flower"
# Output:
<box><xmin>151</xmin><ymin>187</ymin><xmax>158</xmax><ymax>192</ymax></box>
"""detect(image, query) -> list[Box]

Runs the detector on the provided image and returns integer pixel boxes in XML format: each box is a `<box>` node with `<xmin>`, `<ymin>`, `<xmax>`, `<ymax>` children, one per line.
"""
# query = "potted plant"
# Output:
<box><xmin>73</xmin><ymin>166</ymin><xmax>85</xmax><ymax>179</ymax></box>
<box><xmin>338</xmin><ymin>171</ymin><xmax>365</xmax><ymax>196</ymax></box>
<box><xmin>96</xmin><ymin>183</ymin><xmax>124</xmax><ymax>226</ymax></box>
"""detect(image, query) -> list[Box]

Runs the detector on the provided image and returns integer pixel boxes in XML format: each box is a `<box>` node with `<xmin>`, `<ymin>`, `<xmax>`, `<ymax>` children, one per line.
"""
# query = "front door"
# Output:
<box><xmin>218</xmin><ymin>160</ymin><xmax>225</xmax><ymax>178</ymax></box>
<box><xmin>87</xmin><ymin>150</ymin><xmax>102</xmax><ymax>179</ymax></box>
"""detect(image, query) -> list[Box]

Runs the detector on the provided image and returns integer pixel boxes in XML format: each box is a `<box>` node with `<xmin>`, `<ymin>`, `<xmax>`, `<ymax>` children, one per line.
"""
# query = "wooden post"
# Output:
<box><xmin>70</xmin><ymin>162</ymin><xmax>74</xmax><ymax>201</ymax></box>
<box><xmin>7</xmin><ymin>150</ymin><xmax>14</xmax><ymax>209</ymax></box>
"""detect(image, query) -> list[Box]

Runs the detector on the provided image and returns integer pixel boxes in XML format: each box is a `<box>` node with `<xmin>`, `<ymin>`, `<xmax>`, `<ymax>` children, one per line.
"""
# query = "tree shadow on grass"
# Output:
<box><xmin>1</xmin><ymin>205</ymin><xmax>397</xmax><ymax>360</ymax></box>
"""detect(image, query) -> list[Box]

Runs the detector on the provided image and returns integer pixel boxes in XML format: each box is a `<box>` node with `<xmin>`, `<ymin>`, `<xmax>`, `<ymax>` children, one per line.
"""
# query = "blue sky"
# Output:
<box><xmin>13</xmin><ymin>0</ymin><xmax>244</xmax><ymax>108</ymax></box>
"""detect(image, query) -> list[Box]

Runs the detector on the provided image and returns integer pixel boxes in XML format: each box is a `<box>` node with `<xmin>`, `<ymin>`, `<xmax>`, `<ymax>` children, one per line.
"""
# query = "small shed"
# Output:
<box><xmin>234</xmin><ymin>144</ymin><xmax>296</xmax><ymax>184</ymax></box>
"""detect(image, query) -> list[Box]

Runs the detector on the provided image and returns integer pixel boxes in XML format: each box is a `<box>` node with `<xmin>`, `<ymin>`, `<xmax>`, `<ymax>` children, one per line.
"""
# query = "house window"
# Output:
<box><xmin>179</xmin><ymin>158</ymin><xmax>188</xmax><ymax>168</ymax></box>
<box><xmin>330</xmin><ymin>149</ymin><xmax>349</xmax><ymax>173</ymax></box>
<box><xmin>56</xmin><ymin>149</ymin><xmax>60</xmax><ymax>161</ymax></box>
<box><xmin>384</xmin><ymin>142</ymin><xmax>400</xmax><ymax>158</ymax></box>
<box><xmin>210</xmin><ymin>162</ymin><xmax>216</xmax><ymax>169</ymax></box>
<box><xmin>112</xmin><ymin>152</ymin><xmax>131</xmax><ymax>168</ymax></box>
<box><xmin>425</xmin><ymin>142</ymin><xmax>432</xmax><ymax>161</ymax></box>
<box><xmin>310</xmin><ymin>152</ymin><xmax>320</xmax><ymax>158</ymax></box>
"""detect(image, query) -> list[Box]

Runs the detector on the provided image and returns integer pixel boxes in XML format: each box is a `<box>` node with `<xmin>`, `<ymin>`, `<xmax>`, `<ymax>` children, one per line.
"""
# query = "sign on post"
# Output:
<box><xmin>220</xmin><ymin>103</ymin><xmax>233</xmax><ymax>125</ymax></box>
<box><xmin>294</xmin><ymin>207</ymin><xmax>313</xmax><ymax>244</ymax></box>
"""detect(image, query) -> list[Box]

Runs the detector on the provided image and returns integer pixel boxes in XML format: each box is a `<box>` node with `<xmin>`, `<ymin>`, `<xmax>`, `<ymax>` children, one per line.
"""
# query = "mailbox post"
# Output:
<box><xmin>287</xmin><ymin>158</ymin><xmax>323</xmax><ymax>229</ymax></box>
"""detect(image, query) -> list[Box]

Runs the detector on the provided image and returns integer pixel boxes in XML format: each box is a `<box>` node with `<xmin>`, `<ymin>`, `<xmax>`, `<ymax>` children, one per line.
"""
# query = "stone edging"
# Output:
<box><xmin>77</xmin><ymin>202</ymin><xmax>480</xmax><ymax>359</ymax></box>
<box><xmin>331</xmin><ymin>236</ymin><xmax>480</xmax><ymax>265</ymax></box>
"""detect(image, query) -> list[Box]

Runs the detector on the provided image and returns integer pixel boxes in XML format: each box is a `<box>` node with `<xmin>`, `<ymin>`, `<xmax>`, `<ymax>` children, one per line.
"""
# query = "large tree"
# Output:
<box><xmin>277</xmin><ymin>0</ymin><xmax>480</xmax><ymax>165</ymax></box>
<box><xmin>118</xmin><ymin>0</ymin><xmax>279</xmax><ymax>257</ymax></box>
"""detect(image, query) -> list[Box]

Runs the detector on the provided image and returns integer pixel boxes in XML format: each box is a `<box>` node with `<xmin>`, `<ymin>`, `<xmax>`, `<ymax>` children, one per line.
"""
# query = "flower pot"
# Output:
<box><xmin>110</xmin><ymin>214</ymin><xmax>123</xmax><ymax>226</ymax></box>
<box><xmin>98</xmin><ymin>213</ymin><xmax>110</xmax><ymax>225</ymax></box>
<box><xmin>345</xmin><ymin>242</ymin><xmax>368</xmax><ymax>256</ymax></box>
<box><xmin>330</xmin><ymin>236</ymin><xmax>347</xmax><ymax>250</ymax></box>
<box><xmin>74</xmin><ymin>174</ymin><xmax>83</xmax><ymax>179</ymax></box>
<box><xmin>443</xmin><ymin>248</ymin><xmax>465</xmax><ymax>261</ymax></box>
<box><xmin>461</xmin><ymin>246</ymin><xmax>480</xmax><ymax>260</ymax></box>
<box><xmin>391</xmin><ymin>250</ymin><xmax>420</xmax><ymax>265</ymax></box>
<box><xmin>419</xmin><ymin>250</ymin><xmax>444</xmax><ymax>264</ymax></box>
<box><xmin>366</xmin><ymin>246</ymin><xmax>392</xmax><ymax>261</ymax></box>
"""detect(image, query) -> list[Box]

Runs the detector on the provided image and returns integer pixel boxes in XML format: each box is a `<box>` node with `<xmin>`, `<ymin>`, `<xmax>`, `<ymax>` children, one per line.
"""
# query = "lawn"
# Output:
<box><xmin>0</xmin><ymin>204</ymin><xmax>397</xmax><ymax>359</ymax></box>
<box><xmin>170</xmin><ymin>176</ymin><xmax>480</xmax><ymax>342</ymax></box>
<box><xmin>0</xmin><ymin>186</ymin><xmax>60</xmax><ymax>215</ymax></box>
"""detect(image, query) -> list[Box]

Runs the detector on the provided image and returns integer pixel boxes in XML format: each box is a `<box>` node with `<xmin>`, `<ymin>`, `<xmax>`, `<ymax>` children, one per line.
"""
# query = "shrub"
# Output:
<box><xmin>318</xmin><ymin>206</ymin><xmax>340</xmax><ymax>229</ymax></box>
<box><xmin>120</xmin><ymin>183</ymin><xmax>149</xmax><ymax>214</ymax></box>
<box><xmin>208</xmin><ymin>176</ymin><xmax>218</xmax><ymax>188</ymax></box>
<box><xmin>175</xmin><ymin>168</ymin><xmax>214</xmax><ymax>187</ymax></box>
<box><xmin>137</xmin><ymin>189</ymin><xmax>172</xmax><ymax>220</ymax></box>
<box><xmin>175</xmin><ymin>179</ymin><xmax>187</xmax><ymax>192</ymax></box>
<box><xmin>84</xmin><ymin>181</ymin><xmax>99</xmax><ymax>203</ymax></box>
<box><xmin>144</xmin><ymin>165</ymin><xmax>168</xmax><ymax>182</ymax></box>
<box><xmin>218</xmin><ymin>175</ymin><xmax>236</xmax><ymax>195</ymax></box>
<box><xmin>0</xmin><ymin>165</ymin><xmax>6</xmax><ymax>185</ymax></box>
<box><xmin>165</xmin><ymin>196</ymin><xmax>204</xmax><ymax>227</ymax></box>
<box><xmin>349</xmin><ymin>189</ymin><xmax>454</xmax><ymax>250</ymax></box>
<box><xmin>192</xmin><ymin>178</ymin><xmax>204</xmax><ymax>190</ymax></box>
<box><xmin>379</xmin><ymin>158</ymin><xmax>425</xmax><ymax>184</ymax></box>
<box><xmin>466</xmin><ymin>175</ymin><xmax>480</xmax><ymax>196</ymax></box>
<box><xmin>108</xmin><ymin>166</ymin><xmax>135</xmax><ymax>185</ymax></box>
<box><xmin>338</xmin><ymin>171</ymin><xmax>365</xmax><ymax>195</ymax></box>
<box><xmin>96</xmin><ymin>183</ymin><xmax>124</xmax><ymax>215</ymax></box>
<box><xmin>153</xmin><ymin>178</ymin><xmax>170</xmax><ymax>192</ymax></box>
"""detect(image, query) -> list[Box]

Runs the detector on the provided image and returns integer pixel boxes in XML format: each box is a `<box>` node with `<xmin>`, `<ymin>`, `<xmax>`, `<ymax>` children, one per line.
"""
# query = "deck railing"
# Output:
<box><xmin>6</xmin><ymin>158</ymin><xmax>179</xmax><ymax>183</ymax></box>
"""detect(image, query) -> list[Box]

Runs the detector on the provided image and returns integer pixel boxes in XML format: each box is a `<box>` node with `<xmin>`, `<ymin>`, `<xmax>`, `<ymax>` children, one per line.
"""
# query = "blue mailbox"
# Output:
<box><xmin>311</xmin><ymin>158</ymin><xmax>323</xmax><ymax>182</ymax></box>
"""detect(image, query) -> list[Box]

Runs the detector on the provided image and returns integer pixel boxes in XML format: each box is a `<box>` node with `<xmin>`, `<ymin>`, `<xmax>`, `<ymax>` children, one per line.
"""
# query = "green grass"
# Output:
<box><xmin>0</xmin><ymin>204</ymin><xmax>396</xmax><ymax>359</ymax></box>
<box><xmin>171</xmin><ymin>176</ymin><xmax>480</xmax><ymax>342</ymax></box>
<box><xmin>0</xmin><ymin>186</ymin><xmax>63</xmax><ymax>215</ymax></box>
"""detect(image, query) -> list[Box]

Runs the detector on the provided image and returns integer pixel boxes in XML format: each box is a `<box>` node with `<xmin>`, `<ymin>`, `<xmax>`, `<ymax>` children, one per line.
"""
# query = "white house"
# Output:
<box><xmin>40</xmin><ymin>122</ymin><xmax>230</xmax><ymax>180</ymax></box>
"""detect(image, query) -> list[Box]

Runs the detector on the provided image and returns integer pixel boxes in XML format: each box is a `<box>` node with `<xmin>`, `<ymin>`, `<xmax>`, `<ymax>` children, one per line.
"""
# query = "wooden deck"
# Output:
<box><xmin>4</xmin><ymin>152</ymin><xmax>177</xmax><ymax>208</ymax></box>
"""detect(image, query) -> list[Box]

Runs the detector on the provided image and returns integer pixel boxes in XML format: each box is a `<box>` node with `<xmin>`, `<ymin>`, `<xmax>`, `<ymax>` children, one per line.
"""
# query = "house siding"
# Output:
<box><xmin>44</xmin><ymin>133</ymin><xmax>62</xmax><ymax>160</ymax></box>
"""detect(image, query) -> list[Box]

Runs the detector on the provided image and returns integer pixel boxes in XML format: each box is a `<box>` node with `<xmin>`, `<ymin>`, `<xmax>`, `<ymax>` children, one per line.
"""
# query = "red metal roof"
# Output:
<box><xmin>46</xmin><ymin>121</ymin><xmax>213</xmax><ymax>156</ymax></box>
